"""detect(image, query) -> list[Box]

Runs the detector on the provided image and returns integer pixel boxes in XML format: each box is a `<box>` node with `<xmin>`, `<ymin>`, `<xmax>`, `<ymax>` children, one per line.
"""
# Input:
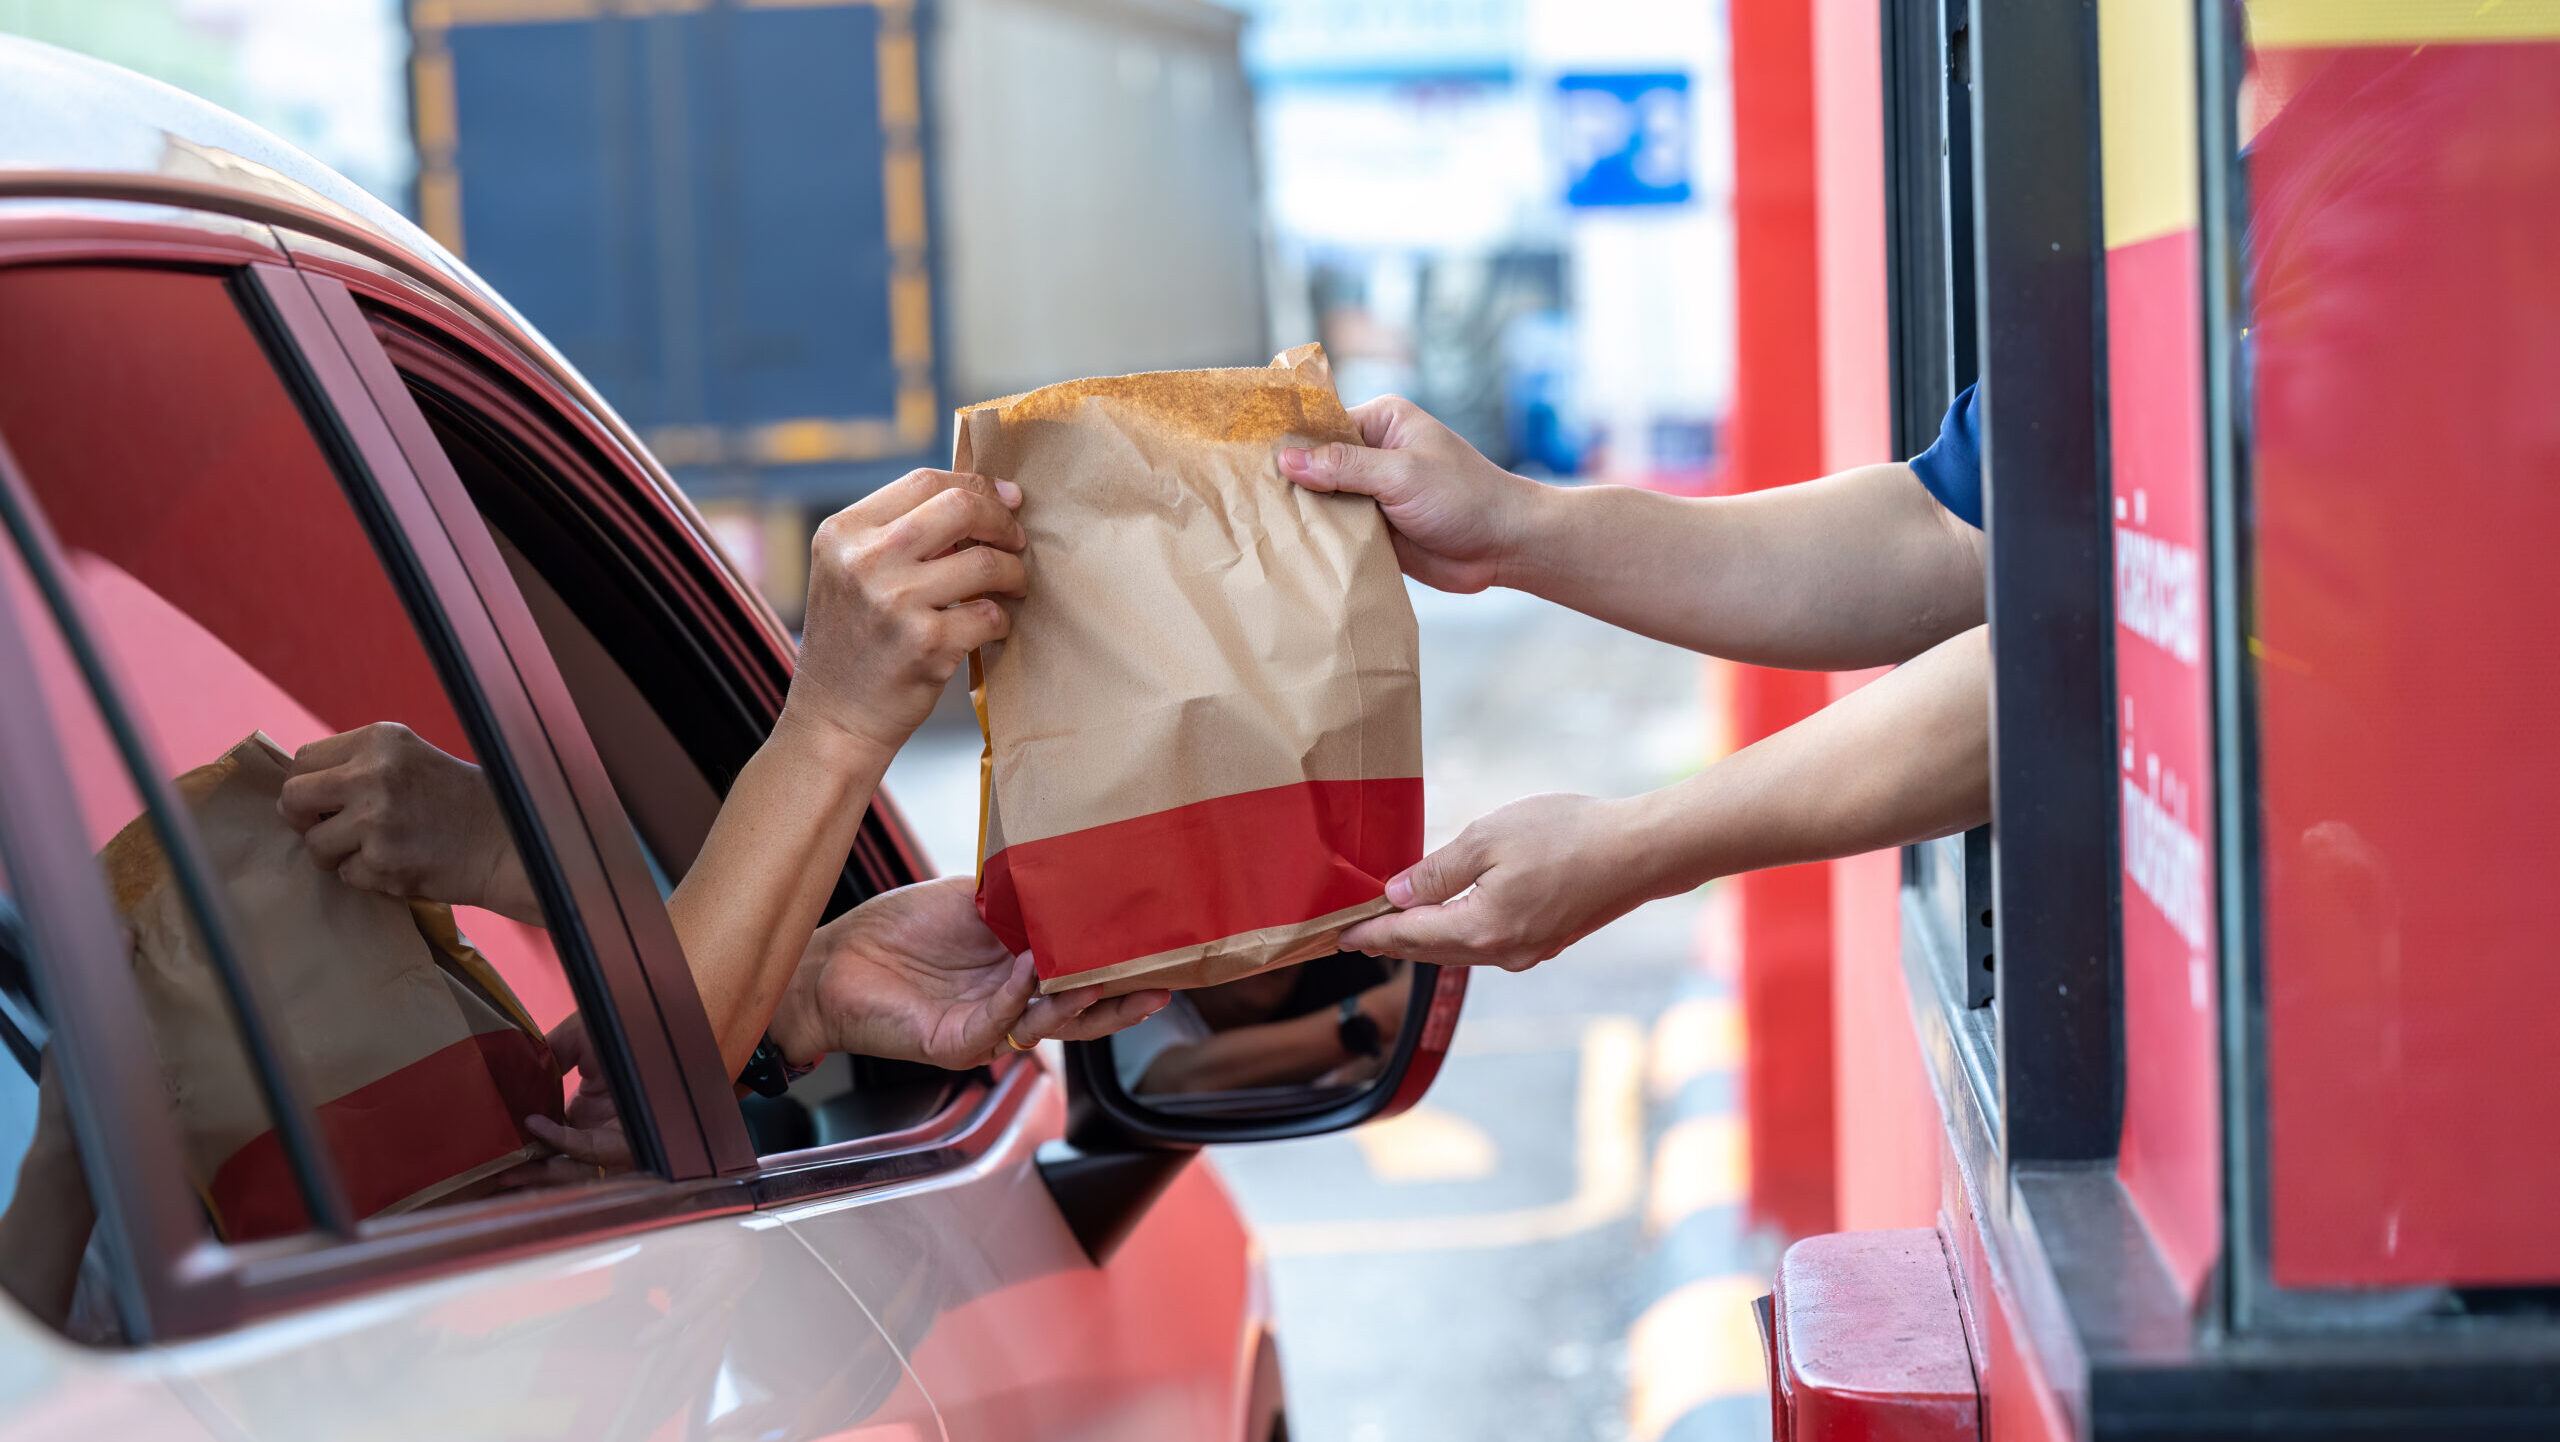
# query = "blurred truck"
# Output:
<box><xmin>411</xmin><ymin>0</ymin><xmax>1268</xmax><ymax>616</ymax></box>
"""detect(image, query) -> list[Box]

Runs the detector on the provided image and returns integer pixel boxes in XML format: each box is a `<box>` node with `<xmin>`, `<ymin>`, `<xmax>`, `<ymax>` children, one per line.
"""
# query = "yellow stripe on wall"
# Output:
<box><xmin>2098</xmin><ymin>0</ymin><xmax>2199</xmax><ymax>251</ymax></box>
<box><xmin>2250</xmin><ymin>0</ymin><xmax>2560</xmax><ymax>46</ymax></box>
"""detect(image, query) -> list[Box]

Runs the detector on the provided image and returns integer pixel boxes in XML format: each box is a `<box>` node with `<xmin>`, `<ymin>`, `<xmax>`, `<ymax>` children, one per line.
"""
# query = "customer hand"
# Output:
<box><xmin>788</xmin><ymin>469</ymin><xmax>1028</xmax><ymax>756</ymax></box>
<box><xmin>517</xmin><ymin>1012</ymin><xmax>632</xmax><ymax>1177</ymax></box>
<box><xmin>1278</xmin><ymin>396</ymin><xmax>1541</xmax><ymax>593</ymax></box>
<box><xmin>278</xmin><ymin>723</ymin><xmax>541</xmax><ymax>923</ymax></box>
<box><xmin>768</xmin><ymin>877</ymin><xmax>1171</xmax><ymax>1071</ymax></box>
<box><xmin>1340</xmin><ymin>794</ymin><xmax>1655</xmax><ymax>971</ymax></box>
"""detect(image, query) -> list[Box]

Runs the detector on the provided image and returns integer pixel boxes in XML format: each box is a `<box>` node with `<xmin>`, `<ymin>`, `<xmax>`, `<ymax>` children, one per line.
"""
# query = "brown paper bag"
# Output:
<box><xmin>101</xmin><ymin>732</ymin><xmax>560</xmax><ymax>1240</ymax></box>
<box><xmin>962</xmin><ymin>345</ymin><xmax>1423</xmax><ymax>997</ymax></box>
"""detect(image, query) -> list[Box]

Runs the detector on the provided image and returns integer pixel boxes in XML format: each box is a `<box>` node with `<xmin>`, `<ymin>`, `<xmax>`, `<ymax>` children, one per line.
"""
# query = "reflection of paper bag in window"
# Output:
<box><xmin>101</xmin><ymin>733</ymin><xmax>561</xmax><ymax>1241</ymax></box>
<box><xmin>963</xmin><ymin>345</ymin><xmax>1423</xmax><ymax>998</ymax></box>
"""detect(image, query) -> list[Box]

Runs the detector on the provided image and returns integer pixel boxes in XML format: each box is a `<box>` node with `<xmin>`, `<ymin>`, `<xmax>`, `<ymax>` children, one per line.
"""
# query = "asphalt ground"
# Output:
<box><xmin>885</xmin><ymin>581</ymin><xmax>1776</xmax><ymax>1442</ymax></box>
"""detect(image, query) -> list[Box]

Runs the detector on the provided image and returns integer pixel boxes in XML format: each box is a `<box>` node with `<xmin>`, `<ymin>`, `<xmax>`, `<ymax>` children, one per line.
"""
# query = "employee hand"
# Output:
<box><xmin>1340</xmin><ymin>793</ymin><xmax>1655</xmax><ymax>972</ymax></box>
<box><xmin>767</xmin><ymin>876</ymin><xmax>1171</xmax><ymax>1071</ymax></box>
<box><xmin>788</xmin><ymin>469</ymin><xmax>1028</xmax><ymax>757</ymax></box>
<box><xmin>278</xmin><ymin>723</ymin><xmax>542</xmax><ymax>924</ymax></box>
<box><xmin>1278</xmin><ymin>396</ymin><xmax>1543</xmax><ymax>594</ymax></box>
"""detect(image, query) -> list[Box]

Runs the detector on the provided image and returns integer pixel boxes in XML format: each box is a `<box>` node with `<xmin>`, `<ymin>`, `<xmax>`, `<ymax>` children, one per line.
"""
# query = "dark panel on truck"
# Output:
<box><xmin>413</xmin><ymin>0</ymin><xmax>938</xmax><ymax>500</ymax></box>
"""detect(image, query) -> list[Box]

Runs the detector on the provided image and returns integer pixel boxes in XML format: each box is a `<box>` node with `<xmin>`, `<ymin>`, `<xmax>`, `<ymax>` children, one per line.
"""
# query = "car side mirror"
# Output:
<box><xmin>1039</xmin><ymin>955</ymin><xmax>1467</xmax><ymax>1263</ymax></box>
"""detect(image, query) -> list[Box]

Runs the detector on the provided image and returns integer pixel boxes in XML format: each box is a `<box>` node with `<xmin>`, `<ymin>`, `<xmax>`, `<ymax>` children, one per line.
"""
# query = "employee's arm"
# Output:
<box><xmin>1281</xmin><ymin>400</ymin><xmax>1985</xmax><ymax>670</ymax></box>
<box><xmin>1338</xmin><ymin>625</ymin><xmax>1990</xmax><ymax>971</ymax></box>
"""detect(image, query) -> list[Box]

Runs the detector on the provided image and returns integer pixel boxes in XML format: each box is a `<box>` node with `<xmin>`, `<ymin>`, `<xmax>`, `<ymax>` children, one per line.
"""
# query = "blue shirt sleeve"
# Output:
<box><xmin>1907</xmin><ymin>383</ymin><xmax>1982</xmax><ymax>529</ymax></box>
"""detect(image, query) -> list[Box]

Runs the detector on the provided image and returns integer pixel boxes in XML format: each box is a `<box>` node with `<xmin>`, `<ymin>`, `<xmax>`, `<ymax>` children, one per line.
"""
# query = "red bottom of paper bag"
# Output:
<box><xmin>979</xmin><ymin>776</ymin><xmax>1424</xmax><ymax>983</ymax></box>
<box><xmin>210</xmin><ymin>1027</ymin><xmax>560</xmax><ymax>1241</ymax></box>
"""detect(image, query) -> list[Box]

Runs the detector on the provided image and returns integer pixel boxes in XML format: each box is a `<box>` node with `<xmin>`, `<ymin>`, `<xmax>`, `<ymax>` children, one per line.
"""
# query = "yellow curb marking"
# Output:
<box><xmin>1259</xmin><ymin>1016</ymin><xmax>1644</xmax><ymax>1256</ymax></box>
<box><xmin>1353</xmin><ymin>1103</ymin><xmax>1500</xmax><ymax>1185</ymax></box>
<box><xmin>1647</xmin><ymin>995</ymin><xmax>1741</xmax><ymax>1101</ymax></box>
<box><xmin>1646</xmin><ymin>1114</ymin><xmax>1748</xmax><ymax>1238</ymax></box>
<box><xmin>1626</xmin><ymin>1275</ymin><xmax>1768</xmax><ymax>1442</ymax></box>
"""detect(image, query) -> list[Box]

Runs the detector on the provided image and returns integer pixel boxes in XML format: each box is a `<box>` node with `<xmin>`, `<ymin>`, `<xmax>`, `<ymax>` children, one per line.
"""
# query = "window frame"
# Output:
<box><xmin>272</xmin><ymin>266</ymin><xmax>743</xmax><ymax>1180</ymax></box>
<box><xmin>1883</xmin><ymin>0</ymin><xmax>2001</xmax><ymax>1126</ymax></box>
<box><xmin>1968</xmin><ymin>0</ymin><xmax>2121</xmax><ymax>1170</ymax></box>
<box><xmin>0</xmin><ymin>239</ymin><xmax>747</xmax><ymax>1336</ymax></box>
<box><xmin>283</xmin><ymin>241</ymin><xmax>1031</xmax><ymax>1198</ymax></box>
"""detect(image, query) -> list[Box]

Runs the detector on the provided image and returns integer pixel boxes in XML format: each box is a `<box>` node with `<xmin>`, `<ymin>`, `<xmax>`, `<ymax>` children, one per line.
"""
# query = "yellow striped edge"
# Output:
<box><xmin>1646</xmin><ymin>1113</ymin><xmax>1747</xmax><ymax>1237</ymax></box>
<box><xmin>1647</xmin><ymin>995</ymin><xmax>1740</xmax><ymax>1102</ymax></box>
<box><xmin>1257</xmin><ymin>1016</ymin><xmax>1644</xmax><ymax>1256</ymax></box>
<box><xmin>1352</xmin><ymin>1103</ymin><xmax>1501</xmax><ymax>1184</ymax></box>
<box><xmin>2099</xmin><ymin>0</ymin><xmax>2199</xmax><ymax>251</ymax></box>
<box><xmin>1626</xmin><ymin>1275</ymin><xmax>1769</xmax><ymax>1442</ymax></box>
<box><xmin>2250</xmin><ymin>0</ymin><xmax>2560</xmax><ymax>46</ymax></box>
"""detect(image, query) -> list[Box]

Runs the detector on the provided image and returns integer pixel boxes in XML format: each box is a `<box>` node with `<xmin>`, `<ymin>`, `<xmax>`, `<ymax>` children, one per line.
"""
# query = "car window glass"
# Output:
<box><xmin>0</xmin><ymin>531</ymin><xmax>232</xmax><ymax>1342</ymax></box>
<box><xmin>0</xmin><ymin>265</ymin><xmax>636</xmax><ymax>1243</ymax></box>
<box><xmin>386</xmin><ymin>343</ymin><xmax>967</xmax><ymax>1154</ymax></box>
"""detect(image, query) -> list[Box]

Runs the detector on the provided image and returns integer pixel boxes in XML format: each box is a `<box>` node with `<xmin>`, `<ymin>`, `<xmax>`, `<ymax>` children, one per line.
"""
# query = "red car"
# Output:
<box><xmin>0</xmin><ymin>36</ymin><xmax>1462</xmax><ymax>1441</ymax></box>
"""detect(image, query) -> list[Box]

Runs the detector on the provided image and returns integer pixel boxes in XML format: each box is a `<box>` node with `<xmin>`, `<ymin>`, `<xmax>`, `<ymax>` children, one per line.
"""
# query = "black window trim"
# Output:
<box><xmin>268</xmin><ymin>266</ymin><xmax>733</xmax><ymax>1180</ymax></box>
<box><xmin>310</xmin><ymin>260</ymin><xmax>1029</xmax><ymax>1201</ymax></box>
<box><xmin>1970</xmin><ymin>0</ymin><xmax>2120</xmax><ymax>1169</ymax></box>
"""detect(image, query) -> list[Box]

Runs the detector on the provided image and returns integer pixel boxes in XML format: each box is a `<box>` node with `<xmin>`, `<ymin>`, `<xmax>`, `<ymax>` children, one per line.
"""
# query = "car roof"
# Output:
<box><xmin>0</xmin><ymin>34</ymin><xmax>538</xmax><ymax>365</ymax></box>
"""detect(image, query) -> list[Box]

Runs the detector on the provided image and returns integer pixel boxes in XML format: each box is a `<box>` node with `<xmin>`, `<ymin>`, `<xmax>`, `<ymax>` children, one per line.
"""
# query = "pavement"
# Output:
<box><xmin>883</xmin><ymin>581</ymin><xmax>1777</xmax><ymax>1442</ymax></box>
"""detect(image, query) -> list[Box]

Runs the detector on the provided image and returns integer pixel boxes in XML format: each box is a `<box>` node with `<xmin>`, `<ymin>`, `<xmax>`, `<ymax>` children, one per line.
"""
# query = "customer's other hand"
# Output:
<box><xmin>1340</xmin><ymin>793</ymin><xmax>1653</xmax><ymax>972</ymax></box>
<box><xmin>278</xmin><ymin>722</ymin><xmax>540</xmax><ymax>923</ymax></box>
<box><xmin>515</xmin><ymin>1012</ymin><xmax>632</xmax><ymax>1179</ymax></box>
<box><xmin>788</xmin><ymin>469</ymin><xmax>1027</xmax><ymax>756</ymax></box>
<box><xmin>1279</xmin><ymin>396</ymin><xmax>1540</xmax><ymax>594</ymax></box>
<box><xmin>770</xmin><ymin>876</ymin><xmax>1170</xmax><ymax>1071</ymax></box>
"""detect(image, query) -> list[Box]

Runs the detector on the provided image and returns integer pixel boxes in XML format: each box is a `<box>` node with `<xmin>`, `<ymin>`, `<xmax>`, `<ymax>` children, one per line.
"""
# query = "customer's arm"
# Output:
<box><xmin>282</xmin><ymin>469</ymin><xmax>1033</xmax><ymax>1077</ymax></box>
<box><xmin>1282</xmin><ymin>399</ymin><xmax>1984</xmax><ymax>670</ymax></box>
<box><xmin>1339</xmin><ymin>625</ymin><xmax>1990</xmax><ymax>971</ymax></box>
<box><xmin>666</xmin><ymin>469</ymin><xmax>1033</xmax><ymax>1074</ymax></box>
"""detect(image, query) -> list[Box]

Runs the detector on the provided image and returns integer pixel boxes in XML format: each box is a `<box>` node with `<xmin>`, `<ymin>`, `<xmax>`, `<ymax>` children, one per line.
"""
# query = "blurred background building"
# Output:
<box><xmin>0</xmin><ymin>0</ymin><xmax>1734</xmax><ymax>619</ymax></box>
<box><xmin>2</xmin><ymin>5</ymin><xmax>1761</xmax><ymax>1437</ymax></box>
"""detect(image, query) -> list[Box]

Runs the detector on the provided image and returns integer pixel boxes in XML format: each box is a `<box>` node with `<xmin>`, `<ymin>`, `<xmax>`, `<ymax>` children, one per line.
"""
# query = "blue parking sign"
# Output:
<box><xmin>1557</xmin><ymin>72</ymin><xmax>1692</xmax><ymax>208</ymax></box>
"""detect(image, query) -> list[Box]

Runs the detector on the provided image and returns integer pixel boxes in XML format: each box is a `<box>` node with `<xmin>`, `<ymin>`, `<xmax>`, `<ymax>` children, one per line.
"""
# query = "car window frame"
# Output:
<box><xmin>0</xmin><ymin>236</ymin><xmax>747</xmax><ymax>1337</ymax></box>
<box><xmin>282</xmin><ymin>243</ymin><xmax>1038</xmax><ymax>1200</ymax></box>
<box><xmin>275</xmin><ymin>266</ymin><xmax>744</xmax><ymax>1179</ymax></box>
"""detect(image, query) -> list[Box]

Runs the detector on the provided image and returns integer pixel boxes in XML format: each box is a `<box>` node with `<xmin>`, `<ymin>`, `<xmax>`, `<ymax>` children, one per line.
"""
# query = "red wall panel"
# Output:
<box><xmin>1730</xmin><ymin>0</ymin><xmax>1838</xmax><ymax>1241</ymax></box>
<box><xmin>2106</xmin><ymin>224</ymin><xmax>2219</xmax><ymax>1301</ymax></box>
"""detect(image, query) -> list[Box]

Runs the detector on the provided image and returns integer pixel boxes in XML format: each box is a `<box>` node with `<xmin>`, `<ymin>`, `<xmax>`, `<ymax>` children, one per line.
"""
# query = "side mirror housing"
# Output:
<box><xmin>1038</xmin><ymin>958</ymin><xmax>1467</xmax><ymax>1262</ymax></box>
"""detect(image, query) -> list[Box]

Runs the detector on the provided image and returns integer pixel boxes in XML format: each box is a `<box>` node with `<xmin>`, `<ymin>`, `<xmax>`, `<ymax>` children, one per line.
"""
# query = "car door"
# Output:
<box><xmin>0</xmin><ymin>216</ymin><xmax>937</xmax><ymax>1441</ymax></box>
<box><xmin>280</xmin><ymin>240</ymin><xmax>1276</xmax><ymax>1442</ymax></box>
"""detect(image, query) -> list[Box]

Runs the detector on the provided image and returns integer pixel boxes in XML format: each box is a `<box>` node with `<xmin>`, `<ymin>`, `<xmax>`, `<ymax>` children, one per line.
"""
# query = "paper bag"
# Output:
<box><xmin>101</xmin><ymin>732</ymin><xmax>561</xmax><ymax>1241</ymax></box>
<box><xmin>962</xmin><ymin>345</ymin><xmax>1423</xmax><ymax>997</ymax></box>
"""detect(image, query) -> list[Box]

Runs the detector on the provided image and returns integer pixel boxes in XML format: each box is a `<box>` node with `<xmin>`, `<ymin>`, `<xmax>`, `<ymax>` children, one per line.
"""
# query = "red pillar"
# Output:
<box><xmin>1727</xmin><ymin>0</ymin><xmax>1836</xmax><ymax>1241</ymax></box>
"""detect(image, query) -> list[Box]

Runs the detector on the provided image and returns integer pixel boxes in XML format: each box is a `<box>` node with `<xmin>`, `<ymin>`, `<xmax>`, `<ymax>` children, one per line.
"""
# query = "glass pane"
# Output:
<box><xmin>2241</xmin><ymin>18</ymin><xmax>2560</xmax><ymax>1287</ymax></box>
<box><xmin>0</xmin><ymin>265</ymin><xmax>634</xmax><ymax>1242</ymax></box>
<box><xmin>0</xmin><ymin>529</ymin><xmax>242</xmax><ymax>1340</ymax></box>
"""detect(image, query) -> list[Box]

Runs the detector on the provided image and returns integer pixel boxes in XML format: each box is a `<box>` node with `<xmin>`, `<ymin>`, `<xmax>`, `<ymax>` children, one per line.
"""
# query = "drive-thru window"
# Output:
<box><xmin>1758</xmin><ymin>2</ymin><xmax>2560</xmax><ymax>1436</ymax></box>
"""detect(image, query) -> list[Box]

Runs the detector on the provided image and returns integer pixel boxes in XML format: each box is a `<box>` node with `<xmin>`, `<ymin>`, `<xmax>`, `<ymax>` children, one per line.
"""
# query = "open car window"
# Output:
<box><xmin>366</xmin><ymin>305</ymin><xmax>972</xmax><ymax>1154</ymax></box>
